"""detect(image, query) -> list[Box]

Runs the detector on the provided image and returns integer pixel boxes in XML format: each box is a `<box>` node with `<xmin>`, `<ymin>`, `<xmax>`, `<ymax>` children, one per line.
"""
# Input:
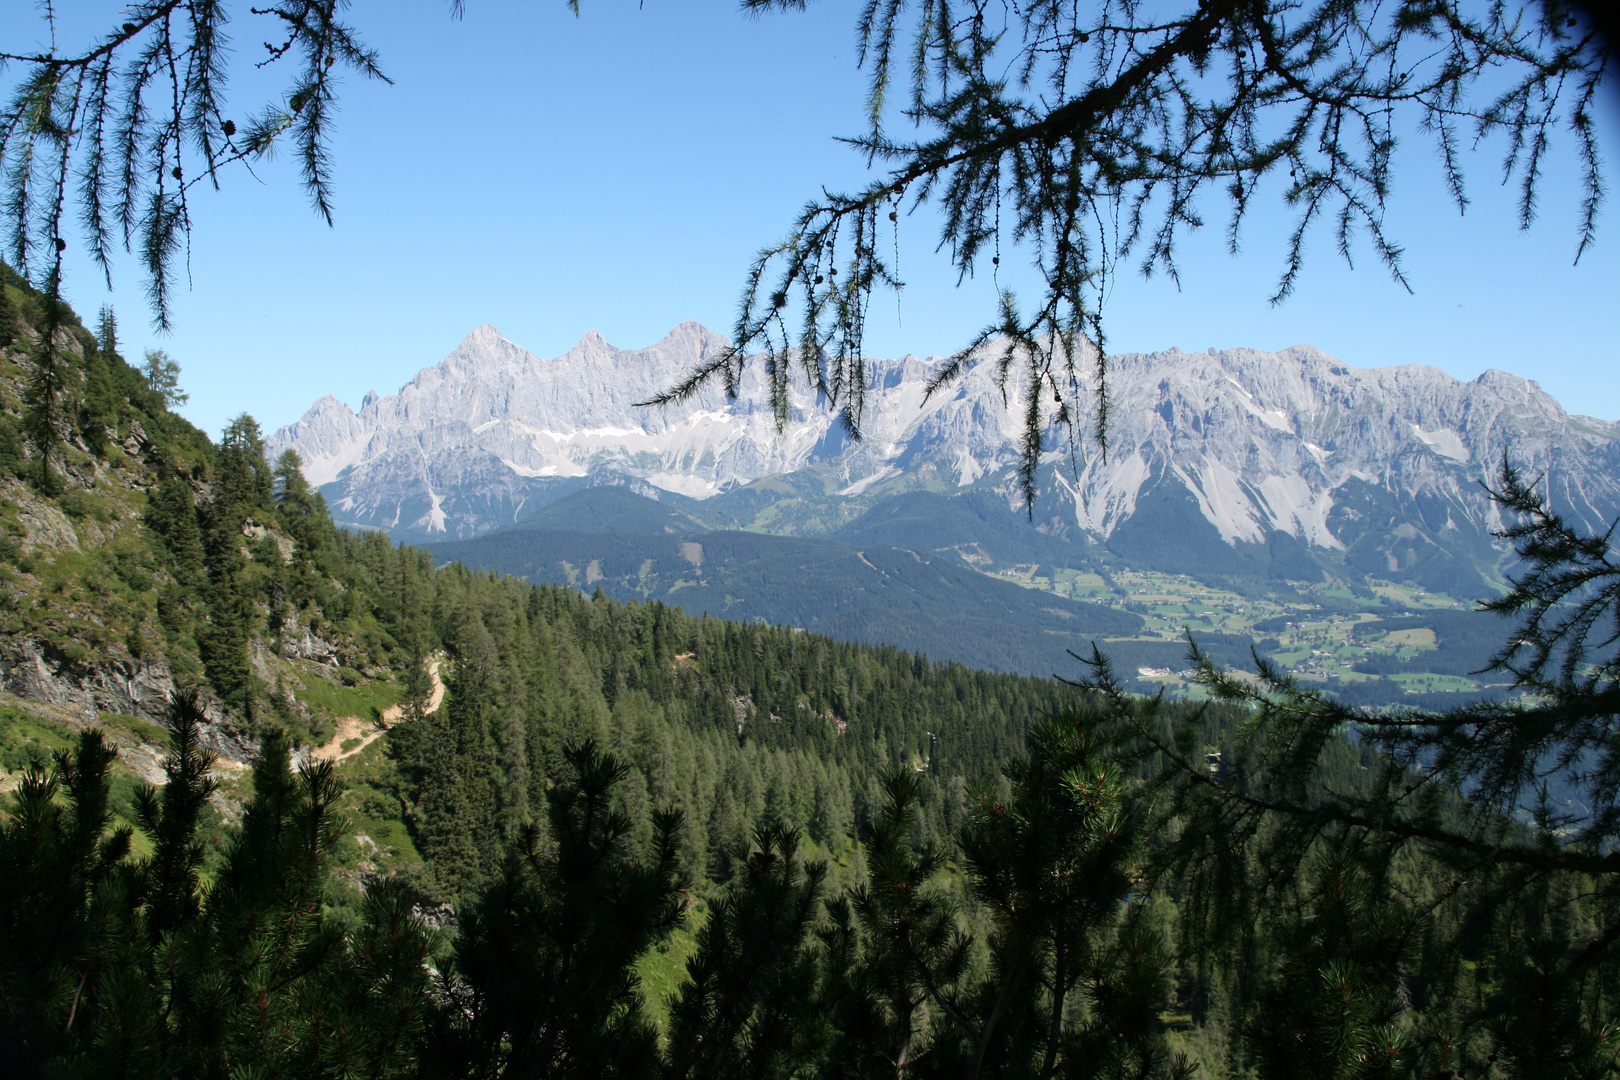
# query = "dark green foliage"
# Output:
<box><xmin>0</xmin><ymin>727</ymin><xmax>131</xmax><ymax>1073</ymax></box>
<box><xmin>215</xmin><ymin>413</ymin><xmax>274</xmax><ymax>519</ymax></box>
<box><xmin>816</xmin><ymin>770</ymin><xmax>969</xmax><ymax>1077</ymax></box>
<box><xmin>1349</xmin><ymin>610</ymin><xmax>1517</xmax><ymax>676</ymax></box>
<box><xmin>1246</xmin><ymin>854</ymin><xmax>1420</xmax><ymax>1080</ymax></box>
<box><xmin>274</xmin><ymin>447</ymin><xmax>333</xmax><ymax>550</ymax></box>
<box><xmin>22</xmin><ymin>283</ymin><xmax>73</xmax><ymax>493</ymax></box>
<box><xmin>398</xmin><ymin>630</ymin><xmax>502</xmax><ymax>894</ymax></box>
<box><xmin>0</xmin><ymin>274</ymin><xmax>20</xmax><ymax>350</ymax></box>
<box><xmin>0</xmin><ymin>415</ymin><xmax>23</xmax><ymax>473</ymax></box>
<box><xmin>199</xmin><ymin>527</ymin><xmax>257</xmax><ymax>716</ymax></box>
<box><xmin>76</xmin><ymin>305</ymin><xmax>125</xmax><ymax>455</ymax></box>
<box><xmin>147</xmin><ymin>471</ymin><xmax>207</xmax><ymax>580</ymax></box>
<box><xmin>1329</xmin><ymin>477</ymin><xmax>1492</xmax><ymax>599</ymax></box>
<box><xmin>1069</xmin><ymin>457</ymin><xmax>1620</xmax><ymax>1077</ymax></box>
<box><xmin>95</xmin><ymin>305</ymin><xmax>119</xmax><ymax>360</ymax></box>
<box><xmin>939</xmin><ymin>714</ymin><xmax>1189</xmax><ymax>1080</ymax></box>
<box><xmin>663</xmin><ymin>822</ymin><xmax>830</xmax><ymax>1078</ymax></box>
<box><xmin>377</xmin><ymin>552</ymin><xmax>1095</xmax><ymax>901</ymax></box>
<box><xmin>439</xmin><ymin>742</ymin><xmax>685</xmax><ymax>1079</ymax></box>
<box><xmin>519</xmin><ymin>485</ymin><xmax>707</xmax><ymax>534</ymax></box>
<box><xmin>7</xmin><ymin>441</ymin><xmax>1620</xmax><ymax>1079</ymax></box>
<box><xmin>0</xmin><ymin>695</ymin><xmax>437</xmax><ymax>1080</ymax></box>
<box><xmin>830</xmin><ymin>488</ymin><xmax>1084</xmax><ymax>566</ymax></box>
<box><xmin>430</xmin><ymin>521</ymin><xmax>1143</xmax><ymax>680</ymax></box>
<box><xmin>1107</xmin><ymin>477</ymin><xmax>1258</xmax><ymax>578</ymax></box>
<box><xmin>134</xmin><ymin>693</ymin><xmax>217</xmax><ymax>940</ymax></box>
<box><xmin>78</xmin><ymin>349</ymin><xmax>120</xmax><ymax>453</ymax></box>
<box><xmin>420</xmin><ymin>705</ymin><xmax>1191</xmax><ymax>1079</ymax></box>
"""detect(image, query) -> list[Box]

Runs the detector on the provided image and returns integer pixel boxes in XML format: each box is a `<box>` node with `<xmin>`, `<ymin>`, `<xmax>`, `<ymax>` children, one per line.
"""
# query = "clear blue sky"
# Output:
<box><xmin>9</xmin><ymin>2</ymin><xmax>1619</xmax><ymax>439</ymax></box>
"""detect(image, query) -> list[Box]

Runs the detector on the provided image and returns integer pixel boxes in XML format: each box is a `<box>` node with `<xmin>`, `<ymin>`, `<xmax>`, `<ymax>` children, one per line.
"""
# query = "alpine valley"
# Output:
<box><xmin>269</xmin><ymin>323</ymin><xmax>1620</xmax><ymax>697</ymax></box>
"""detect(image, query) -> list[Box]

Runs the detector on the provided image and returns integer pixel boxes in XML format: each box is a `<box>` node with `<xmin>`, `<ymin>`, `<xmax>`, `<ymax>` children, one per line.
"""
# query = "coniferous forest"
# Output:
<box><xmin>0</xmin><ymin>275</ymin><xmax>1617</xmax><ymax>1079</ymax></box>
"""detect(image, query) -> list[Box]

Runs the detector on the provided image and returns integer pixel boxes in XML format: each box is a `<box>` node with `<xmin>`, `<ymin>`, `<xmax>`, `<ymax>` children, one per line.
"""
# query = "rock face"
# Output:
<box><xmin>0</xmin><ymin>643</ymin><xmax>260</xmax><ymax>764</ymax></box>
<box><xmin>268</xmin><ymin>324</ymin><xmax>1620</xmax><ymax>582</ymax></box>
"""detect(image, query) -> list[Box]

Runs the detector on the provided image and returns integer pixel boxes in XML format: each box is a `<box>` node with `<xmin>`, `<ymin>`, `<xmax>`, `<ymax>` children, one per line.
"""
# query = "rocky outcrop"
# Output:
<box><xmin>0</xmin><ymin>639</ymin><xmax>259</xmax><ymax>763</ymax></box>
<box><xmin>15</xmin><ymin>495</ymin><xmax>80</xmax><ymax>553</ymax></box>
<box><xmin>281</xmin><ymin>623</ymin><xmax>345</xmax><ymax>667</ymax></box>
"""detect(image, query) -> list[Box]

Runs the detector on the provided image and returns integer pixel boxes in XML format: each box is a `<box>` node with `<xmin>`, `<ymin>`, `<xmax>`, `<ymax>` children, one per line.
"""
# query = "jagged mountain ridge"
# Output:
<box><xmin>268</xmin><ymin>323</ymin><xmax>1620</xmax><ymax>586</ymax></box>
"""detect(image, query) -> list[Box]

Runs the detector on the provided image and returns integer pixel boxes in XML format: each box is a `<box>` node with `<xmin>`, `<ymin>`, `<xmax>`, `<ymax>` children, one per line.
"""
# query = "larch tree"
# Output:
<box><xmin>649</xmin><ymin>0</ymin><xmax>1613</xmax><ymax>504</ymax></box>
<box><xmin>142</xmin><ymin>348</ymin><xmax>188</xmax><ymax>409</ymax></box>
<box><xmin>0</xmin><ymin>2</ymin><xmax>1610</xmax><ymax>498</ymax></box>
<box><xmin>1066</xmin><ymin>456</ymin><xmax>1620</xmax><ymax>1075</ymax></box>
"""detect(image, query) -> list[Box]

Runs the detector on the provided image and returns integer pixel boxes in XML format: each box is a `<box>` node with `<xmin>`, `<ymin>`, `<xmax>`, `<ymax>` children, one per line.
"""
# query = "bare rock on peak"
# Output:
<box><xmin>267</xmin><ymin>326</ymin><xmax>1619</xmax><ymax>557</ymax></box>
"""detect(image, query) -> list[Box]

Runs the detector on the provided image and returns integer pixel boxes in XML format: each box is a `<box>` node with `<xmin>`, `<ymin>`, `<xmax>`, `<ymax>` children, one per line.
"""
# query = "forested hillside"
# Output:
<box><xmin>426</xmin><ymin>495</ymin><xmax>1170</xmax><ymax>685</ymax></box>
<box><xmin>0</xmin><ymin>269</ymin><xmax>1093</xmax><ymax>892</ymax></box>
<box><xmin>2</xmin><ymin>276</ymin><xmax>1615</xmax><ymax>1079</ymax></box>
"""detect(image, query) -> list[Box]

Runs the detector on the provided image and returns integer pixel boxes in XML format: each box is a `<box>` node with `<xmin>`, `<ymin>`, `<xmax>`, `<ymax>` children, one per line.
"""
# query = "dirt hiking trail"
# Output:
<box><xmin>311</xmin><ymin>658</ymin><xmax>445</xmax><ymax>765</ymax></box>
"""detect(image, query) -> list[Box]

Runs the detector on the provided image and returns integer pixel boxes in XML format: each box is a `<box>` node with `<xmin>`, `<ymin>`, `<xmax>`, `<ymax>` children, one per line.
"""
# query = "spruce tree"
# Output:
<box><xmin>410</xmin><ymin>617</ymin><xmax>503</xmax><ymax>893</ymax></box>
<box><xmin>147</xmin><ymin>472</ymin><xmax>207</xmax><ymax>584</ymax></box>
<box><xmin>22</xmin><ymin>283</ymin><xmax>71</xmax><ymax>494</ymax></box>
<box><xmin>273</xmin><ymin>448</ymin><xmax>327</xmax><ymax>550</ymax></box>
<box><xmin>79</xmin><ymin>349</ymin><xmax>121</xmax><ymax>454</ymax></box>
<box><xmin>95</xmin><ymin>304</ymin><xmax>119</xmax><ymax>360</ymax></box>
<box><xmin>216</xmin><ymin>412</ymin><xmax>272</xmax><ymax>517</ymax></box>
<box><xmin>0</xmin><ymin>268</ymin><xmax>20</xmax><ymax>350</ymax></box>
<box><xmin>199</xmin><ymin>531</ymin><xmax>256</xmax><ymax>716</ymax></box>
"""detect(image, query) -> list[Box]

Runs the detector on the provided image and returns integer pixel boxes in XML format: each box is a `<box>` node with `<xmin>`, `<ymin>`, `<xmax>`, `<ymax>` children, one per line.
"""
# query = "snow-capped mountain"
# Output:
<box><xmin>267</xmin><ymin>322</ymin><xmax>1620</xmax><ymax>589</ymax></box>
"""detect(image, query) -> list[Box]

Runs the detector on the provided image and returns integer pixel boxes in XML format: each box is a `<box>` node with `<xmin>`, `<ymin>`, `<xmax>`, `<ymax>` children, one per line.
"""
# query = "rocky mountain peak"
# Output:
<box><xmin>266</xmin><ymin>324</ymin><xmax>1617</xmax><ymax>554</ymax></box>
<box><xmin>459</xmin><ymin>323</ymin><xmax>509</xmax><ymax>350</ymax></box>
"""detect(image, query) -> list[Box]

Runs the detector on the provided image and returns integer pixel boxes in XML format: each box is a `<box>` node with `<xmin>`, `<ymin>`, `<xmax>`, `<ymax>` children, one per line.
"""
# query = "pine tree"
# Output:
<box><xmin>928</xmin><ymin>712</ymin><xmax>1189</xmax><ymax>1080</ymax></box>
<box><xmin>444</xmin><ymin>741</ymin><xmax>685</xmax><ymax>1078</ymax></box>
<box><xmin>0</xmin><ymin>728</ymin><xmax>130</xmax><ymax>1073</ymax></box>
<box><xmin>817</xmin><ymin>769</ymin><xmax>969</xmax><ymax>1077</ymax></box>
<box><xmin>134</xmin><ymin>692</ymin><xmax>218</xmax><ymax>942</ymax></box>
<box><xmin>663</xmin><ymin>822</ymin><xmax>830</xmax><ymax>1078</ymax></box>
<box><xmin>2</xmin><ymin>694</ymin><xmax>437</xmax><ymax>1079</ymax></box>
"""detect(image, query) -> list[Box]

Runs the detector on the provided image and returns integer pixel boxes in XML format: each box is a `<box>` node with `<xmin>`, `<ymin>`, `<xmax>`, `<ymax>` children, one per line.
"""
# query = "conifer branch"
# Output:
<box><xmin>669</xmin><ymin>0</ymin><xmax>1608</xmax><ymax>511</ymax></box>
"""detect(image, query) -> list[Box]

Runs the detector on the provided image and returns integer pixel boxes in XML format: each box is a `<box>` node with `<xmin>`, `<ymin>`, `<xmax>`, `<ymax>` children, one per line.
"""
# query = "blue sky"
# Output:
<box><xmin>10</xmin><ymin>1</ymin><xmax>1619</xmax><ymax>438</ymax></box>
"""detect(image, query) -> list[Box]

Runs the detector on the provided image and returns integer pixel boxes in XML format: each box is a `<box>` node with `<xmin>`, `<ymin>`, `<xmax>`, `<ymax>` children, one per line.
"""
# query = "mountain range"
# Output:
<box><xmin>267</xmin><ymin>322</ymin><xmax>1620</xmax><ymax>599</ymax></box>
